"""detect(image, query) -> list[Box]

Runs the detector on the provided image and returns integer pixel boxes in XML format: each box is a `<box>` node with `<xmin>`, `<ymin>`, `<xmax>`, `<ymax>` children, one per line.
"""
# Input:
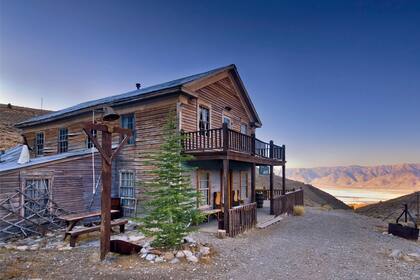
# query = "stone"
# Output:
<box><xmin>183</xmin><ymin>250</ymin><xmax>193</xmax><ymax>257</ymax></box>
<box><xmin>187</xmin><ymin>255</ymin><xmax>199</xmax><ymax>263</ymax></box>
<box><xmin>163</xmin><ymin>252</ymin><xmax>175</xmax><ymax>261</ymax></box>
<box><xmin>155</xmin><ymin>256</ymin><xmax>164</xmax><ymax>263</ymax></box>
<box><xmin>170</xmin><ymin>258</ymin><xmax>180</xmax><ymax>264</ymax></box>
<box><xmin>145</xmin><ymin>254</ymin><xmax>156</xmax><ymax>261</ymax></box>
<box><xmin>407</xmin><ymin>252</ymin><xmax>420</xmax><ymax>259</ymax></box>
<box><xmin>16</xmin><ymin>245</ymin><xmax>29</xmax><ymax>251</ymax></box>
<box><xmin>402</xmin><ymin>255</ymin><xmax>414</xmax><ymax>262</ymax></box>
<box><xmin>140</xmin><ymin>247</ymin><xmax>149</xmax><ymax>254</ymax></box>
<box><xmin>217</xmin><ymin>230</ymin><xmax>226</xmax><ymax>239</ymax></box>
<box><xmin>184</xmin><ymin>236</ymin><xmax>196</xmax><ymax>244</ymax></box>
<box><xmin>199</xmin><ymin>246</ymin><xmax>210</xmax><ymax>256</ymax></box>
<box><xmin>389</xmin><ymin>249</ymin><xmax>402</xmax><ymax>259</ymax></box>
<box><xmin>149</xmin><ymin>249</ymin><xmax>162</xmax><ymax>256</ymax></box>
<box><xmin>176</xmin><ymin>251</ymin><xmax>185</xmax><ymax>258</ymax></box>
<box><xmin>140</xmin><ymin>253</ymin><xmax>147</xmax><ymax>259</ymax></box>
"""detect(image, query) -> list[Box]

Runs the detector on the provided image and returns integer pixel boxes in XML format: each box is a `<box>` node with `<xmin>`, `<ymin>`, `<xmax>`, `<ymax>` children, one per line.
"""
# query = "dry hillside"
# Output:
<box><xmin>0</xmin><ymin>103</ymin><xmax>52</xmax><ymax>151</ymax></box>
<box><xmin>356</xmin><ymin>191</ymin><xmax>420</xmax><ymax>222</ymax></box>
<box><xmin>256</xmin><ymin>174</ymin><xmax>351</xmax><ymax>210</ymax></box>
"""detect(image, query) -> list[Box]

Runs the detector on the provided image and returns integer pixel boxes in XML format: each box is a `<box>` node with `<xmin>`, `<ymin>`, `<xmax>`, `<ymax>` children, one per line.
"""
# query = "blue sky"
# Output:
<box><xmin>1</xmin><ymin>0</ymin><xmax>419</xmax><ymax>168</ymax></box>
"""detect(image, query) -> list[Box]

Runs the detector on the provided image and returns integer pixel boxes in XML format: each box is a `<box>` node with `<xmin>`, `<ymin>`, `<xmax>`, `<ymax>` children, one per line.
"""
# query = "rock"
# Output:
<box><xmin>183</xmin><ymin>250</ymin><xmax>193</xmax><ymax>257</ymax></box>
<box><xmin>29</xmin><ymin>244</ymin><xmax>40</xmax><ymax>251</ymax></box>
<box><xmin>184</xmin><ymin>236</ymin><xmax>196</xmax><ymax>244</ymax></box>
<box><xmin>140</xmin><ymin>247</ymin><xmax>149</xmax><ymax>254</ymax></box>
<box><xmin>170</xmin><ymin>258</ymin><xmax>180</xmax><ymax>264</ymax></box>
<box><xmin>140</xmin><ymin>253</ymin><xmax>147</xmax><ymax>259</ymax></box>
<box><xmin>402</xmin><ymin>255</ymin><xmax>414</xmax><ymax>262</ymax></box>
<box><xmin>389</xmin><ymin>249</ymin><xmax>402</xmax><ymax>259</ymax></box>
<box><xmin>187</xmin><ymin>255</ymin><xmax>199</xmax><ymax>263</ymax></box>
<box><xmin>176</xmin><ymin>251</ymin><xmax>185</xmax><ymax>258</ymax></box>
<box><xmin>16</xmin><ymin>245</ymin><xmax>29</xmax><ymax>251</ymax></box>
<box><xmin>155</xmin><ymin>256</ymin><xmax>164</xmax><ymax>263</ymax></box>
<box><xmin>199</xmin><ymin>246</ymin><xmax>210</xmax><ymax>256</ymax></box>
<box><xmin>217</xmin><ymin>230</ymin><xmax>226</xmax><ymax>239</ymax></box>
<box><xmin>145</xmin><ymin>254</ymin><xmax>156</xmax><ymax>261</ymax></box>
<box><xmin>163</xmin><ymin>252</ymin><xmax>175</xmax><ymax>261</ymax></box>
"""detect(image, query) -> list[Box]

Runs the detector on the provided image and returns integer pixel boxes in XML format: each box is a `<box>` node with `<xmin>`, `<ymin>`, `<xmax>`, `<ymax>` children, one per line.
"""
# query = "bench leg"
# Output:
<box><xmin>119</xmin><ymin>224</ymin><xmax>125</xmax><ymax>233</ymax></box>
<box><xmin>70</xmin><ymin>236</ymin><xmax>77</xmax><ymax>247</ymax></box>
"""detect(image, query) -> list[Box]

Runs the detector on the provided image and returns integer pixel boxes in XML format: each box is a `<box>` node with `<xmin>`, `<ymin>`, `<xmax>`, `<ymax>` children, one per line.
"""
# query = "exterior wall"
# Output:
<box><xmin>0</xmin><ymin>155</ymin><xmax>102</xmax><ymax>231</ymax></box>
<box><xmin>180</xmin><ymin>76</ymin><xmax>256</xmax><ymax>135</ymax></box>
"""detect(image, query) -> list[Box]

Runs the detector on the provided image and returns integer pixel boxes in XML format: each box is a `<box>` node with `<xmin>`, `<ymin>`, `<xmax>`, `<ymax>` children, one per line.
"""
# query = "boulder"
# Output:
<box><xmin>199</xmin><ymin>246</ymin><xmax>210</xmax><ymax>256</ymax></box>
<box><xmin>176</xmin><ymin>251</ymin><xmax>185</xmax><ymax>258</ymax></box>
<box><xmin>163</xmin><ymin>252</ymin><xmax>175</xmax><ymax>261</ymax></box>
<box><xmin>145</xmin><ymin>254</ymin><xmax>156</xmax><ymax>261</ymax></box>
<box><xmin>183</xmin><ymin>250</ymin><xmax>193</xmax><ymax>257</ymax></box>
<box><xmin>187</xmin><ymin>255</ymin><xmax>199</xmax><ymax>263</ymax></box>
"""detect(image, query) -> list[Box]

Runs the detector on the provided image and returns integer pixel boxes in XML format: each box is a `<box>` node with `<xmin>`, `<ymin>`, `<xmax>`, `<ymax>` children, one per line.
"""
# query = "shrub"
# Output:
<box><xmin>293</xmin><ymin>205</ymin><xmax>305</xmax><ymax>216</ymax></box>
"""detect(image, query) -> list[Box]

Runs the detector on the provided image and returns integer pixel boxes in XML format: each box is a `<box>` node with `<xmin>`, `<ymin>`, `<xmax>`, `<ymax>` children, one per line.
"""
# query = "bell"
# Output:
<box><xmin>102</xmin><ymin>106</ymin><xmax>120</xmax><ymax>122</ymax></box>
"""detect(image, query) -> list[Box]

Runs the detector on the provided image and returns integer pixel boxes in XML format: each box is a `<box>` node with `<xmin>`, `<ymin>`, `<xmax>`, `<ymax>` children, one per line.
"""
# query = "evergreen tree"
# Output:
<box><xmin>139</xmin><ymin>113</ymin><xmax>204</xmax><ymax>249</ymax></box>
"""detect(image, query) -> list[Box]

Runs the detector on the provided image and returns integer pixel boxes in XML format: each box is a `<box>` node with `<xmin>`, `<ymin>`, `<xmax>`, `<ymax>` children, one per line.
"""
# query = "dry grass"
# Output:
<box><xmin>293</xmin><ymin>205</ymin><xmax>305</xmax><ymax>216</ymax></box>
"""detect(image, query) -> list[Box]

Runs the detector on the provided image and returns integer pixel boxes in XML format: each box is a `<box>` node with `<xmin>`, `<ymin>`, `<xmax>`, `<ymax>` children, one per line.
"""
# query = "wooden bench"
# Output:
<box><xmin>68</xmin><ymin>219</ymin><xmax>128</xmax><ymax>247</ymax></box>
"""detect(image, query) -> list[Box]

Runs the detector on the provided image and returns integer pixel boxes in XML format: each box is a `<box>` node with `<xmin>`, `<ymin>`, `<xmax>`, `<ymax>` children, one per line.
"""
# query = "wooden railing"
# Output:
<box><xmin>228</xmin><ymin>202</ymin><xmax>257</xmax><ymax>237</ymax></box>
<box><xmin>181</xmin><ymin>124</ymin><xmax>285</xmax><ymax>161</ymax></box>
<box><xmin>272</xmin><ymin>189</ymin><xmax>304</xmax><ymax>216</ymax></box>
<box><xmin>256</xmin><ymin>189</ymin><xmax>283</xmax><ymax>200</ymax></box>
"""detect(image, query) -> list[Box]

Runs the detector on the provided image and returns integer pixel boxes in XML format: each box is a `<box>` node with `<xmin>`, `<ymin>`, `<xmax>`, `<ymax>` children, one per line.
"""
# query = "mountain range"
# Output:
<box><xmin>285</xmin><ymin>163</ymin><xmax>420</xmax><ymax>190</ymax></box>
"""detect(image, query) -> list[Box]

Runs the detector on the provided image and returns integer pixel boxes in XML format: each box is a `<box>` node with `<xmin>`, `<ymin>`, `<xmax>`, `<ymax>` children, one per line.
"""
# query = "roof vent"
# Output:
<box><xmin>136</xmin><ymin>83</ymin><xmax>141</xmax><ymax>90</ymax></box>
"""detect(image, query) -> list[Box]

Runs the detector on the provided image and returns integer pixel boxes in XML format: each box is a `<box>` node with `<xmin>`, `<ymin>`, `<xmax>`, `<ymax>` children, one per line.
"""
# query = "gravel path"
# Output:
<box><xmin>1</xmin><ymin>207</ymin><xmax>419</xmax><ymax>279</ymax></box>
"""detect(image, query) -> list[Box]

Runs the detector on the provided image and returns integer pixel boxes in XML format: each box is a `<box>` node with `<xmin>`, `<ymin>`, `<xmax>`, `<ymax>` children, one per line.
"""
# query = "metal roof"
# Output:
<box><xmin>16</xmin><ymin>64</ymin><xmax>237</xmax><ymax>128</ymax></box>
<box><xmin>0</xmin><ymin>145</ymin><xmax>94</xmax><ymax>173</ymax></box>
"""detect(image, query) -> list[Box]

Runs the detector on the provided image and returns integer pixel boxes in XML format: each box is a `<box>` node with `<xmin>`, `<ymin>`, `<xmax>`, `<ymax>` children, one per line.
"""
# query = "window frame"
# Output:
<box><xmin>240</xmin><ymin>123</ymin><xmax>248</xmax><ymax>135</ymax></box>
<box><xmin>222</xmin><ymin>115</ymin><xmax>232</xmax><ymax>129</ymax></box>
<box><xmin>21</xmin><ymin>177</ymin><xmax>51</xmax><ymax>218</ymax></box>
<box><xmin>57</xmin><ymin>128</ymin><xmax>68</xmax><ymax>153</ymax></box>
<box><xmin>198</xmin><ymin>105</ymin><xmax>211</xmax><ymax>132</ymax></box>
<box><xmin>35</xmin><ymin>132</ymin><xmax>44</xmax><ymax>156</ymax></box>
<box><xmin>240</xmin><ymin>171</ymin><xmax>248</xmax><ymax>200</ymax></box>
<box><xmin>120</xmin><ymin>113</ymin><xmax>136</xmax><ymax>145</ymax></box>
<box><xmin>197</xmin><ymin>170</ymin><xmax>211</xmax><ymax>207</ymax></box>
<box><xmin>119</xmin><ymin>170</ymin><xmax>137</xmax><ymax>217</ymax></box>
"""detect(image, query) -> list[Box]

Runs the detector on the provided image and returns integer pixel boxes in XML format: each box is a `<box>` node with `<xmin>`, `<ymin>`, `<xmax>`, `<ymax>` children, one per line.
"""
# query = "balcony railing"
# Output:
<box><xmin>181</xmin><ymin>123</ymin><xmax>285</xmax><ymax>161</ymax></box>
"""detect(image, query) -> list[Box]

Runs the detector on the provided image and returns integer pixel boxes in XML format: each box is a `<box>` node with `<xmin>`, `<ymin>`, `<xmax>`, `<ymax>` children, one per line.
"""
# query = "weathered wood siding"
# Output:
<box><xmin>180</xmin><ymin>76</ymin><xmax>256</xmax><ymax>134</ymax></box>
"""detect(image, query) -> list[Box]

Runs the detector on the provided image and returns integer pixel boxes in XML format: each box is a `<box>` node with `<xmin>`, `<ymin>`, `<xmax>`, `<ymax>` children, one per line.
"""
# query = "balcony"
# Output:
<box><xmin>181</xmin><ymin>123</ymin><xmax>285</xmax><ymax>165</ymax></box>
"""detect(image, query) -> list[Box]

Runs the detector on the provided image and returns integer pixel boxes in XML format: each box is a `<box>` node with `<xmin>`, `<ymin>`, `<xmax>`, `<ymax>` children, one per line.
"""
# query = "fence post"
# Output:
<box><xmin>223</xmin><ymin>123</ymin><xmax>229</xmax><ymax>151</ymax></box>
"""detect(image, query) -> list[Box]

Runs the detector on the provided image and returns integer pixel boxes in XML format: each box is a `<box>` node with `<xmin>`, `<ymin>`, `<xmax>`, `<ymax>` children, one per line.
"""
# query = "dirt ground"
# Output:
<box><xmin>1</xmin><ymin>207</ymin><xmax>419</xmax><ymax>280</ymax></box>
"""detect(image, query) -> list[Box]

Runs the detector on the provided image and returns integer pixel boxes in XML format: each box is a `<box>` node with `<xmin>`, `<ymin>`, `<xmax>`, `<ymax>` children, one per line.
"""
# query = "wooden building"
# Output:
<box><xmin>0</xmin><ymin>64</ymin><xmax>287</xmax><ymax>237</ymax></box>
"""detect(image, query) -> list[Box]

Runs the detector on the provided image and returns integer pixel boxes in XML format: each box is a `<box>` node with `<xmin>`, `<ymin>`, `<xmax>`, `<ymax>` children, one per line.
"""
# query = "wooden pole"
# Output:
<box><xmin>269</xmin><ymin>140</ymin><xmax>274</xmax><ymax>215</ymax></box>
<box><xmin>223</xmin><ymin>159</ymin><xmax>229</xmax><ymax>231</ymax></box>
<box><xmin>100</xmin><ymin>130</ymin><xmax>112</xmax><ymax>260</ymax></box>
<box><xmin>282</xmin><ymin>145</ymin><xmax>286</xmax><ymax>195</ymax></box>
<box><xmin>251</xmin><ymin>163</ymin><xmax>256</xmax><ymax>203</ymax></box>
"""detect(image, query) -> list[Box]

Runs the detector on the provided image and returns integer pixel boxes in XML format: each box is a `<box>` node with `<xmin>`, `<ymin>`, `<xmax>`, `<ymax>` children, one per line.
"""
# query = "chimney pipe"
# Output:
<box><xmin>136</xmin><ymin>83</ymin><xmax>141</xmax><ymax>90</ymax></box>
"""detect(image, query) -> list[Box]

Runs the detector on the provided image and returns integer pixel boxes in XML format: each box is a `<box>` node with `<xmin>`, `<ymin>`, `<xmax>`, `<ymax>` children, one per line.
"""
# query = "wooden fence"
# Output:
<box><xmin>272</xmin><ymin>189</ymin><xmax>304</xmax><ymax>216</ymax></box>
<box><xmin>228</xmin><ymin>202</ymin><xmax>257</xmax><ymax>237</ymax></box>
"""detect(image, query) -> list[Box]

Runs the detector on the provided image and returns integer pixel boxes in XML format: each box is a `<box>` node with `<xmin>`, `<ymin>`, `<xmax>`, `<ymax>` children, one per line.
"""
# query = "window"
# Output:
<box><xmin>35</xmin><ymin>132</ymin><xmax>44</xmax><ymax>156</ymax></box>
<box><xmin>199</xmin><ymin>106</ymin><xmax>210</xmax><ymax>132</ymax></box>
<box><xmin>120</xmin><ymin>171</ymin><xmax>136</xmax><ymax>217</ymax></box>
<box><xmin>222</xmin><ymin>115</ymin><xmax>231</xmax><ymax>128</ymax></box>
<box><xmin>121</xmin><ymin>114</ymin><xmax>135</xmax><ymax>144</ymax></box>
<box><xmin>58</xmin><ymin>128</ymin><xmax>68</xmax><ymax>153</ymax></box>
<box><xmin>24</xmin><ymin>179</ymin><xmax>49</xmax><ymax>217</ymax></box>
<box><xmin>240</xmin><ymin>172</ymin><xmax>248</xmax><ymax>200</ymax></box>
<box><xmin>198</xmin><ymin>171</ymin><xmax>210</xmax><ymax>206</ymax></box>
<box><xmin>240</xmin><ymin>124</ymin><xmax>247</xmax><ymax>135</ymax></box>
<box><xmin>86</xmin><ymin>129</ymin><xmax>97</xmax><ymax>149</ymax></box>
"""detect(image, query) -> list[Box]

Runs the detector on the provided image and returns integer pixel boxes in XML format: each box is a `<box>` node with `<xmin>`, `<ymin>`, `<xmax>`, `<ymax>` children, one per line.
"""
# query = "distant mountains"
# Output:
<box><xmin>285</xmin><ymin>163</ymin><xmax>420</xmax><ymax>190</ymax></box>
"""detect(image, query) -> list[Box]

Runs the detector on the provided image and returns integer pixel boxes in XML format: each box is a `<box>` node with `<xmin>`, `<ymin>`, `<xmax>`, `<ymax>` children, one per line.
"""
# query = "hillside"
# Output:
<box><xmin>286</xmin><ymin>164</ymin><xmax>420</xmax><ymax>191</ymax></box>
<box><xmin>0</xmin><ymin>103</ymin><xmax>52</xmax><ymax>151</ymax></box>
<box><xmin>356</xmin><ymin>191</ymin><xmax>420</xmax><ymax>222</ymax></box>
<box><xmin>256</xmin><ymin>174</ymin><xmax>351</xmax><ymax>210</ymax></box>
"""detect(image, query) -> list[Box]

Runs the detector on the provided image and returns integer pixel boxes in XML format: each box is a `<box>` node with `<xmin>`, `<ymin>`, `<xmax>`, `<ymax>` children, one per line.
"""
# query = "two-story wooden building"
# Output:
<box><xmin>0</xmin><ymin>64</ymin><xmax>287</xmax><ymax>237</ymax></box>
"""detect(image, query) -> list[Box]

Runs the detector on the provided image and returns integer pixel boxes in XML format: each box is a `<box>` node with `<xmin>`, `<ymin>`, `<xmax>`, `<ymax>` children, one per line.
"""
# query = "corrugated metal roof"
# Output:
<box><xmin>0</xmin><ymin>145</ymin><xmax>94</xmax><ymax>173</ymax></box>
<box><xmin>16</xmin><ymin>64</ymin><xmax>235</xmax><ymax>127</ymax></box>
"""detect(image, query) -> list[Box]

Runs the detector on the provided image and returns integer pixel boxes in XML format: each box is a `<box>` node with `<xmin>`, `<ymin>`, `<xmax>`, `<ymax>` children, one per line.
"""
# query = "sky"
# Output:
<box><xmin>0</xmin><ymin>0</ymin><xmax>419</xmax><ymax>168</ymax></box>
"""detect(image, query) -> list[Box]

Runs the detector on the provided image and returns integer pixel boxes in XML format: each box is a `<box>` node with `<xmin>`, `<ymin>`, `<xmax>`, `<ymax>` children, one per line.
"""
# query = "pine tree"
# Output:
<box><xmin>139</xmin><ymin>113</ymin><xmax>204</xmax><ymax>249</ymax></box>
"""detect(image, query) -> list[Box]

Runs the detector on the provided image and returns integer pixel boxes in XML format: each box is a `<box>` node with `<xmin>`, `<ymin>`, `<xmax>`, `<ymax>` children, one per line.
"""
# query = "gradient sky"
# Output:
<box><xmin>1</xmin><ymin>0</ymin><xmax>419</xmax><ymax>168</ymax></box>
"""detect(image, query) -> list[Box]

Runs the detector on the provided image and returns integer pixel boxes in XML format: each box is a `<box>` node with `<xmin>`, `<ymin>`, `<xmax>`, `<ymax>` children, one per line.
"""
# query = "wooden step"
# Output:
<box><xmin>256</xmin><ymin>216</ymin><xmax>283</xmax><ymax>229</ymax></box>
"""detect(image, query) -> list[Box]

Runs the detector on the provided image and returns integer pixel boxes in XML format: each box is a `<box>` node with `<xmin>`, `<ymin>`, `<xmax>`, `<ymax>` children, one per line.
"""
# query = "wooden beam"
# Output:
<box><xmin>270</xmin><ymin>165</ymin><xmax>274</xmax><ymax>215</ymax></box>
<box><xmin>223</xmin><ymin>159</ymin><xmax>229</xmax><ymax>231</ymax></box>
<box><xmin>100</xmin><ymin>130</ymin><xmax>112</xmax><ymax>260</ymax></box>
<box><xmin>282</xmin><ymin>164</ymin><xmax>286</xmax><ymax>195</ymax></box>
<box><xmin>251</xmin><ymin>163</ymin><xmax>256</xmax><ymax>203</ymax></box>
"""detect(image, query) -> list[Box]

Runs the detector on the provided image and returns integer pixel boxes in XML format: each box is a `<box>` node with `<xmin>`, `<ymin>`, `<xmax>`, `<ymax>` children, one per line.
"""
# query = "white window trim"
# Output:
<box><xmin>222</xmin><ymin>114</ymin><xmax>232</xmax><ymax>129</ymax></box>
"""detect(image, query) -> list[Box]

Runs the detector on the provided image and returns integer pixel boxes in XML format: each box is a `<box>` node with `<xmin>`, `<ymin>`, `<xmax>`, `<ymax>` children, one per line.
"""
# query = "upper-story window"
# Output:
<box><xmin>222</xmin><ymin>115</ymin><xmax>232</xmax><ymax>128</ymax></box>
<box><xmin>121</xmin><ymin>113</ymin><xmax>135</xmax><ymax>144</ymax></box>
<box><xmin>58</xmin><ymin>128</ymin><xmax>68</xmax><ymax>153</ymax></box>
<box><xmin>240</xmin><ymin>123</ymin><xmax>248</xmax><ymax>135</ymax></box>
<box><xmin>86</xmin><ymin>129</ymin><xmax>97</xmax><ymax>149</ymax></box>
<box><xmin>35</xmin><ymin>132</ymin><xmax>44</xmax><ymax>156</ymax></box>
<box><xmin>199</xmin><ymin>106</ymin><xmax>210</xmax><ymax>131</ymax></box>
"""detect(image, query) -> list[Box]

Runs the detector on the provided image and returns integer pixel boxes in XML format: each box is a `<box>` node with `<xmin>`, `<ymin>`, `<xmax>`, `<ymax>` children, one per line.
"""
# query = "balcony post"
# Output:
<box><xmin>282</xmin><ymin>144</ymin><xmax>286</xmax><ymax>195</ymax></box>
<box><xmin>269</xmin><ymin>140</ymin><xmax>274</xmax><ymax>159</ymax></box>
<box><xmin>251</xmin><ymin>163</ymin><xmax>256</xmax><ymax>203</ymax></box>
<box><xmin>222</xmin><ymin>122</ymin><xmax>229</xmax><ymax>151</ymax></box>
<box><xmin>223</xmin><ymin>159</ymin><xmax>230</xmax><ymax>231</ymax></box>
<box><xmin>251</xmin><ymin>133</ymin><xmax>256</xmax><ymax>155</ymax></box>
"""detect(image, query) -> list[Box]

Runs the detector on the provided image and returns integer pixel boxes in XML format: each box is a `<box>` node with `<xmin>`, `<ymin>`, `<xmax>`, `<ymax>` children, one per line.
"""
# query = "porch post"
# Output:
<box><xmin>251</xmin><ymin>163</ymin><xmax>256</xmax><ymax>203</ymax></box>
<box><xmin>270</xmin><ymin>165</ymin><xmax>274</xmax><ymax>215</ymax></box>
<box><xmin>223</xmin><ymin>159</ymin><xmax>230</xmax><ymax>231</ymax></box>
<box><xmin>282</xmin><ymin>163</ymin><xmax>286</xmax><ymax>195</ymax></box>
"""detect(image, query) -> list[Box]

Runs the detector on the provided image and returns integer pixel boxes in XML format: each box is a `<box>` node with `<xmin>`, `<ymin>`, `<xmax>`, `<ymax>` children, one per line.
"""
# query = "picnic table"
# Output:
<box><xmin>59</xmin><ymin>210</ymin><xmax>119</xmax><ymax>240</ymax></box>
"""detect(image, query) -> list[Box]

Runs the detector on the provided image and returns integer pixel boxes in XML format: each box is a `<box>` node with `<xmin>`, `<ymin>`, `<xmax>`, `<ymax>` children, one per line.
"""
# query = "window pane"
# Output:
<box><xmin>58</xmin><ymin>128</ymin><xmax>68</xmax><ymax>153</ymax></box>
<box><xmin>120</xmin><ymin>171</ymin><xmax>136</xmax><ymax>217</ymax></box>
<box><xmin>121</xmin><ymin>114</ymin><xmax>135</xmax><ymax>144</ymax></box>
<box><xmin>36</xmin><ymin>132</ymin><xmax>44</xmax><ymax>156</ymax></box>
<box><xmin>198</xmin><ymin>172</ymin><xmax>210</xmax><ymax>205</ymax></box>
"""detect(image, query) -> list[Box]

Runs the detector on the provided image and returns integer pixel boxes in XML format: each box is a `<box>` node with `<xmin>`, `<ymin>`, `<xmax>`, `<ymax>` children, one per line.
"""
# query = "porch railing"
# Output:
<box><xmin>228</xmin><ymin>202</ymin><xmax>257</xmax><ymax>237</ymax></box>
<box><xmin>272</xmin><ymin>189</ymin><xmax>304</xmax><ymax>216</ymax></box>
<box><xmin>181</xmin><ymin>124</ymin><xmax>285</xmax><ymax>161</ymax></box>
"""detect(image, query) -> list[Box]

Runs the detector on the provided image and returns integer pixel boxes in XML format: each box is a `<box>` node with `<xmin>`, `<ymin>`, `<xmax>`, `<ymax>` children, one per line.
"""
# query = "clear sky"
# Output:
<box><xmin>0</xmin><ymin>0</ymin><xmax>419</xmax><ymax>168</ymax></box>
